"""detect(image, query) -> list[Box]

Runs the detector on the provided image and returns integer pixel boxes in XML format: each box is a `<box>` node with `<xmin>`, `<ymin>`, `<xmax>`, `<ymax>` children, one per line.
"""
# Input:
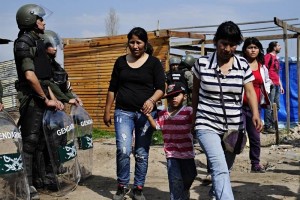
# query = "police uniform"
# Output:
<box><xmin>14</xmin><ymin>31</ymin><xmax>52</xmax><ymax>188</ymax></box>
<box><xmin>47</xmin><ymin>58</ymin><xmax>75</xmax><ymax>103</ymax></box>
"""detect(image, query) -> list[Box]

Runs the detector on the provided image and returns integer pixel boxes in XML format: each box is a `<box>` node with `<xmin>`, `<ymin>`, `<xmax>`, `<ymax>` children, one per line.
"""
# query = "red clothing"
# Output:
<box><xmin>264</xmin><ymin>53</ymin><xmax>280</xmax><ymax>85</ymax></box>
<box><xmin>243</xmin><ymin>66</ymin><xmax>263</xmax><ymax>105</ymax></box>
<box><xmin>155</xmin><ymin>106</ymin><xmax>194</xmax><ymax>159</ymax></box>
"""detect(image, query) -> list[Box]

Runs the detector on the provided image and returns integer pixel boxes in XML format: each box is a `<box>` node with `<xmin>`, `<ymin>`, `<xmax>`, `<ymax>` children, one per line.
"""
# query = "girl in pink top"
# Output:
<box><xmin>146</xmin><ymin>82</ymin><xmax>196</xmax><ymax>200</ymax></box>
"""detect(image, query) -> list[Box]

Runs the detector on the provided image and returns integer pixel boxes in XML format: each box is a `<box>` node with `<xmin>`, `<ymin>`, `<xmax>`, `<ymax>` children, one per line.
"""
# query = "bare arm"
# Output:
<box><xmin>192</xmin><ymin>74</ymin><xmax>200</xmax><ymax>126</ymax></box>
<box><xmin>244</xmin><ymin>82</ymin><xmax>262</xmax><ymax>131</ymax></box>
<box><xmin>145</xmin><ymin>113</ymin><xmax>157</xmax><ymax>129</ymax></box>
<box><xmin>103</xmin><ymin>91</ymin><xmax>115</xmax><ymax>127</ymax></box>
<box><xmin>279</xmin><ymin>79</ymin><xmax>284</xmax><ymax>94</ymax></box>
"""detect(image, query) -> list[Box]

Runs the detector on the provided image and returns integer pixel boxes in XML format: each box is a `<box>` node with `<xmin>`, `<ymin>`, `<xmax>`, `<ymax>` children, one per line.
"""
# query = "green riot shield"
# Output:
<box><xmin>42</xmin><ymin>110</ymin><xmax>81</xmax><ymax>196</ymax></box>
<box><xmin>0</xmin><ymin>113</ymin><xmax>30</xmax><ymax>200</ymax></box>
<box><xmin>70</xmin><ymin>105</ymin><xmax>93</xmax><ymax>181</ymax></box>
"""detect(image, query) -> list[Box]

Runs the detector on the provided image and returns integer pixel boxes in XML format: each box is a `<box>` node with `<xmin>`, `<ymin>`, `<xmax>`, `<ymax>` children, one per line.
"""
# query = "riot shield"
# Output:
<box><xmin>0</xmin><ymin>110</ymin><xmax>16</xmax><ymax>124</ymax></box>
<box><xmin>0</xmin><ymin>113</ymin><xmax>30</xmax><ymax>200</ymax></box>
<box><xmin>70</xmin><ymin>105</ymin><xmax>93</xmax><ymax>181</ymax></box>
<box><xmin>43</xmin><ymin>110</ymin><xmax>80</xmax><ymax>196</ymax></box>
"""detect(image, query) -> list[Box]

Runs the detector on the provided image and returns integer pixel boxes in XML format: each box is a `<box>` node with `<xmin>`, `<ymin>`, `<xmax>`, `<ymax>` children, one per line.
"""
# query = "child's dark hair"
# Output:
<box><xmin>127</xmin><ymin>27</ymin><xmax>148</xmax><ymax>44</ymax></box>
<box><xmin>213</xmin><ymin>21</ymin><xmax>243</xmax><ymax>46</ymax></box>
<box><xmin>242</xmin><ymin>37</ymin><xmax>265</xmax><ymax>64</ymax></box>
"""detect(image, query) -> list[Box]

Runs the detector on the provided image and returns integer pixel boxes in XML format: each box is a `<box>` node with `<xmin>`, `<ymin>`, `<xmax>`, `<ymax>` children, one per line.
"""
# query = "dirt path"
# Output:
<box><xmin>40</xmin><ymin>134</ymin><xmax>300</xmax><ymax>200</ymax></box>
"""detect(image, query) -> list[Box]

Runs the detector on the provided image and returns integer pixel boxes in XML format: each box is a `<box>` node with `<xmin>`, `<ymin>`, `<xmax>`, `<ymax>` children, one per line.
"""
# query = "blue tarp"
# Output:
<box><xmin>261</xmin><ymin>61</ymin><xmax>298</xmax><ymax>126</ymax></box>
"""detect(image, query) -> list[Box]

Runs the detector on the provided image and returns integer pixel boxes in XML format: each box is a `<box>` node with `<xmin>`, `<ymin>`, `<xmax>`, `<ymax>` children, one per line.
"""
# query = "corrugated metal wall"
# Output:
<box><xmin>0</xmin><ymin>60</ymin><xmax>18</xmax><ymax>110</ymax></box>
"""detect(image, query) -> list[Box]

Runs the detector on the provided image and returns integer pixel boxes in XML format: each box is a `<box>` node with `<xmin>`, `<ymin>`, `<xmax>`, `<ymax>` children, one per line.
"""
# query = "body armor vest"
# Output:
<box><xmin>14</xmin><ymin>32</ymin><xmax>52</xmax><ymax>87</ymax></box>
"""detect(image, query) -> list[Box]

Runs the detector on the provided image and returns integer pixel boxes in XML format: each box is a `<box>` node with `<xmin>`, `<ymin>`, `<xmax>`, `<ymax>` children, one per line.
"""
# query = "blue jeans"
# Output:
<box><xmin>167</xmin><ymin>158</ymin><xmax>197</xmax><ymax>200</ymax></box>
<box><xmin>114</xmin><ymin>109</ymin><xmax>155</xmax><ymax>187</ymax></box>
<box><xmin>264</xmin><ymin>85</ymin><xmax>280</xmax><ymax>128</ymax></box>
<box><xmin>196</xmin><ymin>129</ymin><xmax>235</xmax><ymax>200</ymax></box>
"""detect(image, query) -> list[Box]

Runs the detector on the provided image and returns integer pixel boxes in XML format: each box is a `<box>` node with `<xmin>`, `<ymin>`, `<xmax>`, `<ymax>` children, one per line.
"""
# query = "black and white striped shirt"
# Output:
<box><xmin>192</xmin><ymin>52</ymin><xmax>254</xmax><ymax>134</ymax></box>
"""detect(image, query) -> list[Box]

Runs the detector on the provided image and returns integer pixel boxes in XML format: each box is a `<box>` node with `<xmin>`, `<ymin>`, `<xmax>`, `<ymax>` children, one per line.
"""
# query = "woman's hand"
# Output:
<box><xmin>252</xmin><ymin>114</ymin><xmax>263</xmax><ymax>132</ymax></box>
<box><xmin>103</xmin><ymin>112</ymin><xmax>112</xmax><ymax>127</ymax></box>
<box><xmin>141</xmin><ymin>98</ymin><xmax>155</xmax><ymax>114</ymax></box>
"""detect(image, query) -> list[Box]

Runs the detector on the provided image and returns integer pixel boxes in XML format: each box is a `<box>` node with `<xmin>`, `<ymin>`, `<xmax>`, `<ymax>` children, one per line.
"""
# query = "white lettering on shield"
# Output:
<box><xmin>56</xmin><ymin>123</ymin><xmax>75</xmax><ymax>136</ymax></box>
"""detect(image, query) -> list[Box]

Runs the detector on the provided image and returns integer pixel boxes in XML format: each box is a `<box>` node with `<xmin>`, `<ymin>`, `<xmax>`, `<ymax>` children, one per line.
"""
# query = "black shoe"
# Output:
<box><xmin>113</xmin><ymin>185</ymin><xmax>130</xmax><ymax>200</ymax></box>
<box><xmin>251</xmin><ymin>165</ymin><xmax>266</xmax><ymax>173</ymax></box>
<box><xmin>132</xmin><ymin>186</ymin><xmax>146</xmax><ymax>200</ymax></box>
<box><xmin>264</xmin><ymin>127</ymin><xmax>276</xmax><ymax>134</ymax></box>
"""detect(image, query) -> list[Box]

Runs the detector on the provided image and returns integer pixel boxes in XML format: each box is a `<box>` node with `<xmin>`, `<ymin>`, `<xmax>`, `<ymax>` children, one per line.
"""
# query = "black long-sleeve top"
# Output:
<box><xmin>109</xmin><ymin>55</ymin><xmax>165</xmax><ymax>112</ymax></box>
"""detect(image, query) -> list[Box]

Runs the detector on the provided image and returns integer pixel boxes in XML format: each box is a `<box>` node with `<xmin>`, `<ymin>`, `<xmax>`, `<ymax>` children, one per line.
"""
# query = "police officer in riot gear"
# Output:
<box><xmin>166</xmin><ymin>56</ymin><xmax>187</xmax><ymax>87</ymax></box>
<box><xmin>14</xmin><ymin>4</ymin><xmax>64</xmax><ymax>199</ymax></box>
<box><xmin>40</xmin><ymin>30</ymin><xmax>82</xmax><ymax>105</ymax></box>
<box><xmin>179</xmin><ymin>54</ymin><xmax>195</xmax><ymax>94</ymax></box>
<box><xmin>166</xmin><ymin>55</ymin><xmax>195</xmax><ymax>104</ymax></box>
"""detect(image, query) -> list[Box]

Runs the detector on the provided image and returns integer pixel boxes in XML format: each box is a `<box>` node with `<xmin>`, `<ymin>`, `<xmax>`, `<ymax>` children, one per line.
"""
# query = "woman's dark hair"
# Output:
<box><xmin>127</xmin><ymin>27</ymin><xmax>148</xmax><ymax>44</ymax></box>
<box><xmin>145</xmin><ymin>43</ymin><xmax>153</xmax><ymax>55</ymax></box>
<box><xmin>242</xmin><ymin>37</ymin><xmax>265</xmax><ymax>64</ymax></box>
<box><xmin>213</xmin><ymin>21</ymin><xmax>243</xmax><ymax>46</ymax></box>
<box><xmin>266</xmin><ymin>41</ymin><xmax>278</xmax><ymax>53</ymax></box>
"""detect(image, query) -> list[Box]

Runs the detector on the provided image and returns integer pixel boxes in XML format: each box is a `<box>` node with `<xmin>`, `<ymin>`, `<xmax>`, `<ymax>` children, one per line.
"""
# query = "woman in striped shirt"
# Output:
<box><xmin>192</xmin><ymin>21</ymin><xmax>262</xmax><ymax>200</ymax></box>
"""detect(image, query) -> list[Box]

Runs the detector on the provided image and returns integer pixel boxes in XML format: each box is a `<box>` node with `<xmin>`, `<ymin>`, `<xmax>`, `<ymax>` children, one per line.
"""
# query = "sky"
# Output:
<box><xmin>0</xmin><ymin>0</ymin><xmax>299</xmax><ymax>63</ymax></box>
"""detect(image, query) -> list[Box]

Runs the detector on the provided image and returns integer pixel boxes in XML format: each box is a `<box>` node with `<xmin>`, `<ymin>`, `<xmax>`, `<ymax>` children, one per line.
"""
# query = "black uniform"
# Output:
<box><xmin>14</xmin><ymin>31</ymin><xmax>52</xmax><ymax>188</ymax></box>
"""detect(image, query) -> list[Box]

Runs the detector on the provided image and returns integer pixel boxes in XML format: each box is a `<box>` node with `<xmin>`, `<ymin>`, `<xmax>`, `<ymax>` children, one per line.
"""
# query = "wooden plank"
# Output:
<box><xmin>158</xmin><ymin>30</ymin><xmax>205</xmax><ymax>40</ymax></box>
<box><xmin>274</xmin><ymin>17</ymin><xmax>300</xmax><ymax>33</ymax></box>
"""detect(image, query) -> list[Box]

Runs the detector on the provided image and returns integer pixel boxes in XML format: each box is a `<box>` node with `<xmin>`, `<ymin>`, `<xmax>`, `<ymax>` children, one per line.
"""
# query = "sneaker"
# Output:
<box><xmin>29</xmin><ymin>186</ymin><xmax>40</xmax><ymax>200</ymax></box>
<box><xmin>263</xmin><ymin>127</ymin><xmax>276</xmax><ymax>134</ymax></box>
<box><xmin>113</xmin><ymin>185</ymin><xmax>130</xmax><ymax>200</ymax></box>
<box><xmin>132</xmin><ymin>186</ymin><xmax>146</xmax><ymax>200</ymax></box>
<box><xmin>251</xmin><ymin>165</ymin><xmax>266</xmax><ymax>173</ymax></box>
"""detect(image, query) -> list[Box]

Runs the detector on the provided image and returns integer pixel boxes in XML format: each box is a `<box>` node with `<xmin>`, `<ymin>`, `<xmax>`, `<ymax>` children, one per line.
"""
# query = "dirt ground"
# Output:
<box><xmin>40</xmin><ymin>130</ymin><xmax>300</xmax><ymax>200</ymax></box>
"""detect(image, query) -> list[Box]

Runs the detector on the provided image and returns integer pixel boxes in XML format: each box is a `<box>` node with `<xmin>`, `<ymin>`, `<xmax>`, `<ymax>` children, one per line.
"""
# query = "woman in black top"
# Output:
<box><xmin>104</xmin><ymin>27</ymin><xmax>165</xmax><ymax>200</ymax></box>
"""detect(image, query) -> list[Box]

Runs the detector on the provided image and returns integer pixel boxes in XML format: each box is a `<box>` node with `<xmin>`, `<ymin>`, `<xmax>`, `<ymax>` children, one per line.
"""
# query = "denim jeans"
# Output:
<box><xmin>114</xmin><ymin>109</ymin><xmax>155</xmax><ymax>187</ymax></box>
<box><xmin>167</xmin><ymin>158</ymin><xmax>197</xmax><ymax>200</ymax></box>
<box><xmin>243</xmin><ymin>107</ymin><xmax>261</xmax><ymax>166</ymax></box>
<box><xmin>196</xmin><ymin>129</ymin><xmax>235</xmax><ymax>200</ymax></box>
<box><xmin>264</xmin><ymin>85</ymin><xmax>280</xmax><ymax>128</ymax></box>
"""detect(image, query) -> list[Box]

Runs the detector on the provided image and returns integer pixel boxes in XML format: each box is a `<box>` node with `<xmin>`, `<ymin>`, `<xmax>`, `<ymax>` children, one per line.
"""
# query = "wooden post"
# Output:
<box><xmin>273</xmin><ymin>103</ymin><xmax>280</xmax><ymax>145</ymax></box>
<box><xmin>283</xmin><ymin>22</ymin><xmax>290</xmax><ymax>131</ymax></box>
<box><xmin>201</xmin><ymin>42</ymin><xmax>205</xmax><ymax>56</ymax></box>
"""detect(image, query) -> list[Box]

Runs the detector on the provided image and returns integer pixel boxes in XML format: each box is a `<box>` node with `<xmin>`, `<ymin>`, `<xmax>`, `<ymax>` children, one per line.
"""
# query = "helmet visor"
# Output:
<box><xmin>31</xmin><ymin>5</ymin><xmax>53</xmax><ymax>19</ymax></box>
<box><xmin>47</xmin><ymin>34</ymin><xmax>63</xmax><ymax>50</ymax></box>
<box><xmin>43</xmin><ymin>30</ymin><xmax>64</xmax><ymax>50</ymax></box>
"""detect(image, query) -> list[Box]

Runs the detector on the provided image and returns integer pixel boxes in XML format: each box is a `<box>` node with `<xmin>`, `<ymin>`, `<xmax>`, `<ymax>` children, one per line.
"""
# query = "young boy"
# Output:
<box><xmin>146</xmin><ymin>82</ymin><xmax>197</xmax><ymax>200</ymax></box>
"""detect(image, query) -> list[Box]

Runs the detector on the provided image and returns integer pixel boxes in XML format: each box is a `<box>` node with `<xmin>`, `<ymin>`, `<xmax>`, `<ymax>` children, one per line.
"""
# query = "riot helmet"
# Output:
<box><xmin>40</xmin><ymin>30</ymin><xmax>64</xmax><ymax>50</ymax></box>
<box><xmin>180</xmin><ymin>54</ymin><xmax>196</xmax><ymax>70</ymax></box>
<box><xmin>16</xmin><ymin>4</ymin><xmax>52</xmax><ymax>30</ymax></box>
<box><xmin>169</xmin><ymin>57</ymin><xmax>181</xmax><ymax>66</ymax></box>
<box><xmin>169</xmin><ymin>57</ymin><xmax>181</xmax><ymax>71</ymax></box>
